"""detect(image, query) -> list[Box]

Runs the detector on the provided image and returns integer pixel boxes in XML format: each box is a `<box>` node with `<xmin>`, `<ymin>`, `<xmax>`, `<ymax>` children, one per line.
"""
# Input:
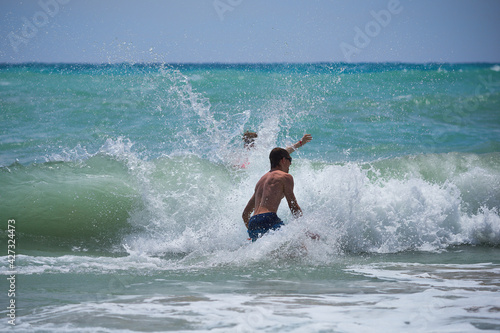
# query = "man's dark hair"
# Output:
<box><xmin>243</xmin><ymin>131</ymin><xmax>258</xmax><ymax>148</ymax></box>
<box><xmin>269</xmin><ymin>147</ymin><xmax>290</xmax><ymax>168</ymax></box>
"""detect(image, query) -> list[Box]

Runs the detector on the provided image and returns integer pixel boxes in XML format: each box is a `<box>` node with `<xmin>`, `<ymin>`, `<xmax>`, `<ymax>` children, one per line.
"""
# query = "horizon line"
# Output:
<box><xmin>1</xmin><ymin>60</ymin><xmax>499</xmax><ymax>66</ymax></box>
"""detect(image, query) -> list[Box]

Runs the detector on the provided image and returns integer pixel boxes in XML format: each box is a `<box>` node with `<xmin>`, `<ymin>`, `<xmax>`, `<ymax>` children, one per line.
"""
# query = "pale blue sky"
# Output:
<box><xmin>1</xmin><ymin>0</ymin><xmax>499</xmax><ymax>63</ymax></box>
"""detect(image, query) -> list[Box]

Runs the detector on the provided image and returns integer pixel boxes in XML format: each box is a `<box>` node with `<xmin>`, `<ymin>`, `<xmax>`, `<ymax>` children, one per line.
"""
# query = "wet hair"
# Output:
<box><xmin>243</xmin><ymin>131</ymin><xmax>258</xmax><ymax>148</ymax></box>
<box><xmin>269</xmin><ymin>147</ymin><xmax>291</xmax><ymax>168</ymax></box>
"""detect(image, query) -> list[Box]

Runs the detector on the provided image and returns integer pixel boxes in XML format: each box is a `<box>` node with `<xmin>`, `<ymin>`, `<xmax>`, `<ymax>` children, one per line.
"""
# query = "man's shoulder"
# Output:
<box><xmin>275</xmin><ymin>171</ymin><xmax>293</xmax><ymax>183</ymax></box>
<box><xmin>264</xmin><ymin>170</ymin><xmax>294</xmax><ymax>184</ymax></box>
<box><xmin>269</xmin><ymin>170</ymin><xmax>291</xmax><ymax>177</ymax></box>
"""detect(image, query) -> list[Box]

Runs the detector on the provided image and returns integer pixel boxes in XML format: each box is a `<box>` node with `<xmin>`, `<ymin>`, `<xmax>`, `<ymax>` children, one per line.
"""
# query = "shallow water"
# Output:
<box><xmin>1</xmin><ymin>62</ymin><xmax>499</xmax><ymax>331</ymax></box>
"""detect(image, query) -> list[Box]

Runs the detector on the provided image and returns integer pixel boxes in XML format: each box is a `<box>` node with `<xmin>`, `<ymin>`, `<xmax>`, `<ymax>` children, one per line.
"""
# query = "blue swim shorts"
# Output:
<box><xmin>247</xmin><ymin>212</ymin><xmax>284</xmax><ymax>242</ymax></box>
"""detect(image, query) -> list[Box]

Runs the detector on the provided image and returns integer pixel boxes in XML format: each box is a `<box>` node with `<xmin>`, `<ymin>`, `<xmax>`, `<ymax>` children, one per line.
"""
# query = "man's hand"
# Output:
<box><xmin>286</xmin><ymin>134</ymin><xmax>313</xmax><ymax>153</ymax></box>
<box><xmin>301</xmin><ymin>134</ymin><xmax>312</xmax><ymax>145</ymax></box>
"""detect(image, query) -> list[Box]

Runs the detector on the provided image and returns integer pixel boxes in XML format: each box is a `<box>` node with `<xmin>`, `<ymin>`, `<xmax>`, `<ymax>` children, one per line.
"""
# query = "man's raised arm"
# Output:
<box><xmin>286</xmin><ymin>134</ymin><xmax>312</xmax><ymax>154</ymax></box>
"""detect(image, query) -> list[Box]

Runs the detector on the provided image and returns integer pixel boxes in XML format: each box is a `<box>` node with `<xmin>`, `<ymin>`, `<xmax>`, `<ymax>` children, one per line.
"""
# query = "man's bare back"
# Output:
<box><xmin>242</xmin><ymin>148</ymin><xmax>302</xmax><ymax>229</ymax></box>
<box><xmin>252</xmin><ymin>170</ymin><xmax>288</xmax><ymax>215</ymax></box>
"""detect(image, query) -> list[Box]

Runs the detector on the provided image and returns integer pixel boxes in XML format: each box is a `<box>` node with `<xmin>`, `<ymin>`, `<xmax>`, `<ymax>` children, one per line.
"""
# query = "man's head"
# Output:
<box><xmin>269</xmin><ymin>147</ymin><xmax>292</xmax><ymax>170</ymax></box>
<box><xmin>243</xmin><ymin>131</ymin><xmax>258</xmax><ymax>149</ymax></box>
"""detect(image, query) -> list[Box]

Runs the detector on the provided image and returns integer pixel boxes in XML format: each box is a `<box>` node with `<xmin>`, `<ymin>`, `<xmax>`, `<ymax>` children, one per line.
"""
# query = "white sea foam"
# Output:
<box><xmin>9</xmin><ymin>277</ymin><xmax>500</xmax><ymax>333</ymax></box>
<box><xmin>114</xmin><ymin>148</ymin><xmax>500</xmax><ymax>263</ymax></box>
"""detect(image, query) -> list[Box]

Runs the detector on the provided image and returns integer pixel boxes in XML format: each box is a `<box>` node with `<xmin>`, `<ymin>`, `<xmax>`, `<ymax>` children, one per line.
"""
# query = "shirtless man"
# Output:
<box><xmin>242</xmin><ymin>147</ymin><xmax>302</xmax><ymax>241</ymax></box>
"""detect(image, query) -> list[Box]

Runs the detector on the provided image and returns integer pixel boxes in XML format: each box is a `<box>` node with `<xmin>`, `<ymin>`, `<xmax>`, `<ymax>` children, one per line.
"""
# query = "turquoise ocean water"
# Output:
<box><xmin>1</xmin><ymin>63</ymin><xmax>500</xmax><ymax>332</ymax></box>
